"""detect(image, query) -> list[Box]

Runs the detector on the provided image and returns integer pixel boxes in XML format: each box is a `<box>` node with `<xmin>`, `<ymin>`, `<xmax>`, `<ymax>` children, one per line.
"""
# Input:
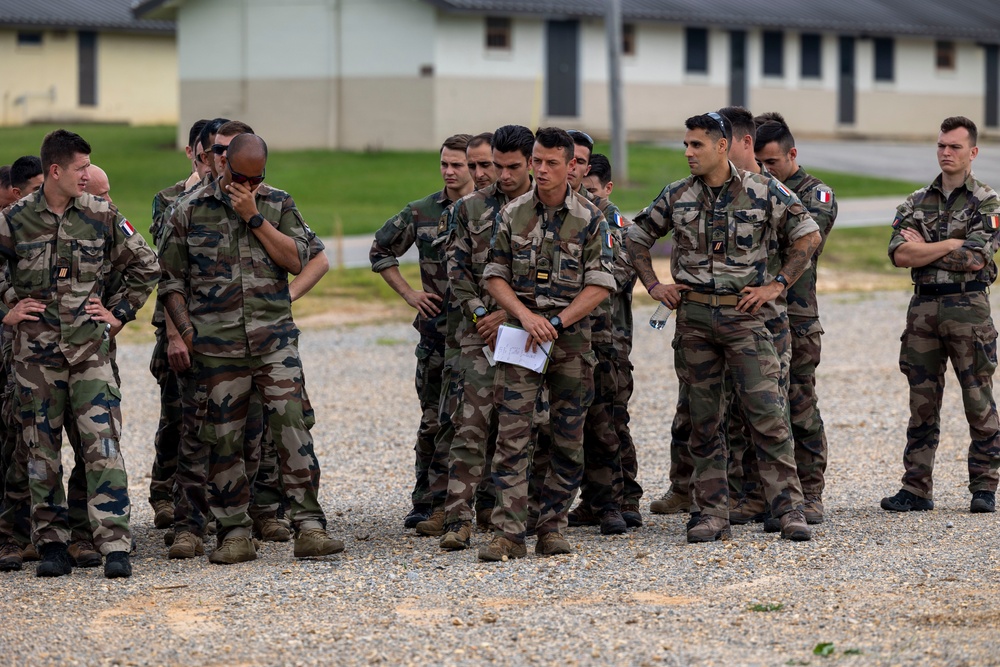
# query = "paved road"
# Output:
<box><xmin>329</xmin><ymin>139</ymin><xmax>1000</xmax><ymax>268</ymax></box>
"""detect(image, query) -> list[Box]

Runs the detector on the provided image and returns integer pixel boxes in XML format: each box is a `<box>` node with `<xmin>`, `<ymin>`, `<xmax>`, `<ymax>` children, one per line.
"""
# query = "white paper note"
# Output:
<box><xmin>492</xmin><ymin>324</ymin><xmax>552</xmax><ymax>373</ymax></box>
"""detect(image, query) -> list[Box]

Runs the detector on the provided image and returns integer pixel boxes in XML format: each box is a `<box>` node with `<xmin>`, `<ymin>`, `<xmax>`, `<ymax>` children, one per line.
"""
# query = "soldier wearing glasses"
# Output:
<box><xmin>626</xmin><ymin>113</ymin><xmax>821</xmax><ymax>543</ymax></box>
<box><xmin>158</xmin><ymin>132</ymin><xmax>344</xmax><ymax>564</ymax></box>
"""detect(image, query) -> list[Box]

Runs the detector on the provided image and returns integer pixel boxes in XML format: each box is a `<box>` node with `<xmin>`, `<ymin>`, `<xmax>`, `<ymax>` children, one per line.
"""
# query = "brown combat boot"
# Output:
<box><xmin>415</xmin><ymin>509</ymin><xmax>446</xmax><ymax>536</ymax></box>
<box><xmin>478</xmin><ymin>535</ymin><xmax>527</xmax><ymax>562</ymax></box>
<box><xmin>649</xmin><ymin>488</ymin><xmax>689</xmax><ymax>514</ymax></box>
<box><xmin>686</xmin><ymin>515</ymin><xmax>731</xmax><ymax>543</ymax></box>
<box><xmin>67</xmin><ymin>540</ymin><xmax>102</xmax><ymax>568</ymax></box>
<box><xmin>168</xmin><ymin>531</ymin><xmax>205</xmax><ymax>559</ymax></box>
<box><xmin>475</xmin><ymin>507</ymin><xmax>493</xmax><ymax>531</ymax></box>
<box><xmin>780</xmin><ymin>509</ymin><xmax>812</xmax><ymax>541</ymax></box>
<box><xmin>21</xmin><ymin>543</ymin><xmax>39</xmax><ymax>561</ymax></box>
<box><xmin>535</xmin><ymin>531</ymin><xmax>572</xmax><ymax>556</ymax></box>
<box><xmin>209</xmin><ymin>536</ymin><xmax>257</xmax><ymax>564</ymax></box>
<box><xmin>440</xmin><ymin>521</ymin><xmax>473</xmax><ymax>551</ymax></box>
<box><xmin>567</xmin><ymin>504</ymin><xmax>600</xmax><ymax>527</ymax></box>
<box><xmin>730</xmin><ymin>492</ymin><xmax>766</xmax><ymax>525</ymax></box>
<box><xmin>803</xmin><ymin>495</ymin><xmax>825</xmax><ymax>524</ymax></box>
<box><xmin>151</xmin><ymin>499</ymin><xmax>174</xmax><ymax>529</ymax></box>
<box><xmin>253</xmin><ymin>515</ymin><xmax>292</xmax><ymax>542</ymax></box>
<box><xmin>0</xmin><ymin>540</ymin><xmax>23</xmax><ymax>572</ymax></box>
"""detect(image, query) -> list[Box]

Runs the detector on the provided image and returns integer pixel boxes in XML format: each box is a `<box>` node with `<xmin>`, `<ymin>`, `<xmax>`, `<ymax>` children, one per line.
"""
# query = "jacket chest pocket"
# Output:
<box><xmin>671</xmin><ymin>209</ymin><xmax>702</xmax><ymax>252</ymax></box>
<box><xmin>467</xmin><ymin>218</ymin><xmax>494</xmax><ymax>264</ymax></box>
<box><xmin>188</xmin><ymin>228</ymin><xmax>230</xmax><ymax>280</ymax></box>
<box><xmin>76</xmin><ymin>238</ymin><xmax>104</xmax><ymax>283</ymax></box>
<box><xmin>15</xmin><ymin>241</ymin><xmax>52</xmax><ymax>290</ymax></box>
<box><xmin>511</xmin><ymin>235</ymin><xmax>535</xmax><ymax>288</ymax></box>
<box><xmin>731</xmin><ymin>209</ymin><xmax>766</xmax><ymax>253</ymax></box>
<box><xmin>553</xmin><ymin>240</ymin><xmax>584</xmax><ymax>287</ymax></box>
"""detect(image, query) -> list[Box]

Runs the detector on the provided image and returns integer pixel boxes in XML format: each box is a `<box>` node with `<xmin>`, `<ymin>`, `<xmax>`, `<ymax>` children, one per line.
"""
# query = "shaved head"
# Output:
<box><xmin>85</xmin><ymin>164</ymin><xmax>111</xmax><ymax>202</ymax></box>
<box><xmin>228</xmin><ymin>133</ymin><xmax>268</xmax><ymax>164</ymax></box>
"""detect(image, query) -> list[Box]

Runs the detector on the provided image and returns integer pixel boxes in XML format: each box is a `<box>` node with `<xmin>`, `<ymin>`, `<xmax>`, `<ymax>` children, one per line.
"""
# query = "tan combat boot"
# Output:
<box><xmin>0</xmin><ymin>541</ymin><xmax>23</xmax><ymax>571</ymax></box>
<box><xmin>475</xmin><ymin>508</ymin><xmax>493</xmax><ymax>531</ymax></box>
<box><xmin>209</xmin><ymin>536</ymin><xmax>257</xmax><ymax>564</ymax></box>
<box><xmin>253</xmin><ymin>515</ymin><xmax>292</xmax><ymax>542</ymax></box>
<box><xmin>649</xmin><ymin>488</ymin><xmax>689</xmax><ymax>515</ymax></box>
<box><xmin>168</xmin><ymin>531</ymin><xmax>205</xmax><ymax>559</ymax></box>
<box><xmin>535</xmin><ymin>532</ymin><xmax>572</xmax><ymax>556</ymax></box>
<box><xmin>686</xmin><ymin>515</ymin><xmax>731</xmax><ymax>543</ymax></box>
<box><xmin>293</xmin><ymin>528</ymin><xmax>345</xmax><ymax>558</ymax></box>
<box><xmin>440</xmin><ymin>521</ymin><xmax>473</xmax><ymax>550</ymax></box>
<box><xmin>415</xmin><ymin>508</ymin><xmax>446</xmax><ymax>536</ymax></box>
<box><xmin>730</xmin><ymin>492</ymin><xmax>766</xmax><ymax>525</ymax></box>
<box><xmin>151</xmin><ymin>499</ymin><xmax>174</xmax><ymax>529</ymax></box>
<box><xmin>803</xmin><ymin>495</ymin><xmax>825</xmax><ymax>524</ymax></box>
<box><xmin>67</xmin><ymin>540</ymin><xmax>102</xmax><ymax>568</ymax></box>
<box><xmin>478</xmin><ymin>535</ymin><xmax>527</xmax><ymax>562</ymax></box>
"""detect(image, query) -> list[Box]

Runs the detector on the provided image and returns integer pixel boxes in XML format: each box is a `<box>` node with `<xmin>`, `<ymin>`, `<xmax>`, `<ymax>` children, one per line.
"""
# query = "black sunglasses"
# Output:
<box><xmin>705</xmin><ymin>112</ymin><xmax>728</xmax><ymax>138</ymax></box>
<box><xmin>211</xmin><ymin>143</ymin><xmax>229</xmax><ymax>155</ymax></box>
<box><xmin>228</xmin><ymin>163</ymin><xmax>265</xmax><ymax>188</ymax></box>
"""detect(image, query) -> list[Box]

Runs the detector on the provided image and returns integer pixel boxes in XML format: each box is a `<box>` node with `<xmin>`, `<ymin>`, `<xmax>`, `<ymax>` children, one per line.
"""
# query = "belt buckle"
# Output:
<box><xmin>709</xmin><ymin>294</ymin><xmax>721</xmax><ymax>307</ymax></box>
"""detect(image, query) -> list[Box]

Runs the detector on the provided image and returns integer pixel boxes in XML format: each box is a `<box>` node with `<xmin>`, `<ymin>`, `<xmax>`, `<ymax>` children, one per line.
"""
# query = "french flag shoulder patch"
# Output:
<box><xmin>817</xmin><ymin>188</ymin><xmax>833</xmax><ymax>205</ymax></box>
<box><xmin>119</xmin><ymin>219</ymin><xmax>136</xmax><ymax>238</ymax></box>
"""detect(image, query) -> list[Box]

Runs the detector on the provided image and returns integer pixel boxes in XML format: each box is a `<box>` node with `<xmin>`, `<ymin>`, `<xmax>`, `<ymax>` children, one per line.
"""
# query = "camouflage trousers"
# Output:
<box><xmin>788</xmin><ymin>318</ymin><xmax>828</xmax><ymax>497</ymax></box>
<box><xmin>578</xmin><ymin>343</ymin><xmax>624</xmax><ymax>513</ymax></box>
<box><xmin>442</xmin><ymin>343</ymin><xmax>499</xmax><ymax>525</ymax></box>
<box><xmin>411</xmin><ymin>337</ymin><xmax>446</xmax><ymax>508</ymax></box>
<box><xmin>673</xmin><ymin>302</ymin><xmax>802</xmax><ymax>519</ymax></box>
<box><xmin>427</xmin><ymin>345</ymin><xmax>462</xmax><ymax>509</ymax></box>
<box><xmin>727</xmin><ymin>311</ymin><xmax>791</xmax><ymax>500</ymax></box>
<box><xmin>898</xmin><ymin>293</ymin><xmax>1000</xmax><ymax>498</ymax></box>
<box><xmin>491</xmin><ymin>324</ymin><xmax>594</xmax><ymax>543</ymax></box>
<box><xmin>14</xmin><ymin>336</ymin><xmax>131</xmax><ymax>554</ymax></box>
<box><xmin>189</xmin><ymin>347</ymin><xmax>324</xmax><ymax>540</ymax></box>
<box><xmin>614</xmin><ymin>349</ymin><xmax>642</xmax><ymax>505</ymax></box>
<box><xmin>148</xmin><ymin>326</ymin><xmax>180</xmax><ymax>506</ymax></box>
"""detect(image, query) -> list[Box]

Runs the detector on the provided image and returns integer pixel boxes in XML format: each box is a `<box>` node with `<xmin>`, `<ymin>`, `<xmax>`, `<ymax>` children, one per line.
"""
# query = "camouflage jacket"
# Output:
<box><xmin>784</xmin><ymin>167</ymin><xmax>837</xmax><ymax>322</ymax></box>
<box><xmin>484</xmin><ymin>184</ymin><xmax>616</xmax><ymax>317</ymax></box>
<box><xmin>629</xmin><ymin>162</ymin><xmax>819</xmax><ymax>295</ymax></box>
<box><xmin>888</xmin><ymin>173</ymin><xmax>1000</xmax><ymax>286</ymax></box>
<box><xmin>581</xmin><ymin>185</ymin><xmax>630</xmax><ymax>348</ymax></box>
<box><xmin>158</xmin><ymin>179</ymin><xmax>314</xmax><ymax>358</ymax></box>
<box><xmin>150</xmin><ymin>174</ymin><xmax>210</xmax><ymax>327</ymax></box>
<box><xmin>370</xmin><ymin>190</ymin><xmax>453</xmax><ymax>341</ymax></box>
<box><xmin>444</xmin><ymin>182</ymin><xmax>510</xmax><ymax>347</ymax></box>
<box><xmin>0</xmin><ymin>187</ymin><xmax>159</xmax><ymax>367</ymax></box>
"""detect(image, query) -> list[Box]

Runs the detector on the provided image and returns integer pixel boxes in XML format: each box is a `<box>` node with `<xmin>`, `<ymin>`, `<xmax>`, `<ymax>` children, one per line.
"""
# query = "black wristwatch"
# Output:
<box><xmin>246</xmin><ymin>213</ymin><xmax>265</xmax><ymax>229</ymax></box>
<box><xmin>549</xmin><ymin>315</ymin><xmax>563</xmax><ymax>332</ymax></box>
<box><xmin>472</xmin><ymin>306</ymin><xmax>488</xmax><ymax>323</ymax></box>
<box><xmin>774</xmin><ymin>274</ymin><xmax>789</xmax><ymax>292</ymax></box>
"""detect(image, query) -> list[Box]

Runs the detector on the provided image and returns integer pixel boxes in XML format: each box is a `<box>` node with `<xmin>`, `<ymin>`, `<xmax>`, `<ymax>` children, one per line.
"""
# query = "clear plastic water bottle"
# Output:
<box><xmin>649</xmin><ymin>302</ymin><xmax>673</xmax><ymax>330</ymax></box>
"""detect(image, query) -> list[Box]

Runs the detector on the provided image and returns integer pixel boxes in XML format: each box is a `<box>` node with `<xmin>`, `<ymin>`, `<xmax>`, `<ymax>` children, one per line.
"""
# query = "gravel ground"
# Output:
<box><xmin>2</xmin><ymin>289</ymin><xmax>999</xmax><ymax>667</ymax></box>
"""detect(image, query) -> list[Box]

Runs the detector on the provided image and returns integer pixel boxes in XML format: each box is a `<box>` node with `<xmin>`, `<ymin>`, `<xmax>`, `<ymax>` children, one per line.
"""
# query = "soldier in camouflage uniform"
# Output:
<box><xmin>626</xmin><ymin>113</ymin><xmax>820</xmax><ymax>543</ymax></box>
<box><xmin>147</xmin><ymin>119</ymin><xmax>210</xmax><ymax>530</ymax></box>
<box><xmin>436</xmin><ymin>125</ymin><xmax>534</xmax><ymax>550</ymax></box>
<box><xmin>582</xmin><ymin>154</ymin><xmax>642</xmax><ymax>526</ymax></box>
<box><xmin>883</xmin><ymin>116</ymin><xmax>1000</xmax><ymax>515</ymax></box>
<box><xmin>370</xmin><ymin>134</ymin><xmax>474</xmax><ymax>530</ymax></box>
<box><xmin>0</xmin><ymin>130</ymin><xmax>158</xmax><ymax>578</ymax></box>
<box><xmin>562</xmin><ymin>135</ymin><xmax>629</xmax><ymax>536</ymax></box>
<box><xmin>159</xmin><ymin>133</ymin><xmax>344</xmax><ymax>564</ymax></box>
<box><xmin>480</xmin><ymin>127</ymin><xmax>616</xmax><ymax>561</ymax></box>
<box><xmin>755</xmin><ymin>113</ymin><xmax>837</xmax><ymax>524</ymax></box>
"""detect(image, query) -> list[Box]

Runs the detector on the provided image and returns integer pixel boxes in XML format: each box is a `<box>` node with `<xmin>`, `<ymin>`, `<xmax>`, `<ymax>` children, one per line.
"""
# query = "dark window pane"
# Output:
<box><xmin>936</xmin><ymin>40</ymin><xmax>955</xmax><ymax>70</ymax></box>
<box><xmin>874</xmin><ymin>37</ymin><xmax>894</xmax><ymax>82</ymax></box>
<box><xmin>622</xmin><ymin>23</ymin><xmax>635</xmax><ymax>56</ymax></box>
<box><xmin>17</xmin><ymin>31</ymin><xmax>42</xmax><ymax>46</ymax></box>
<box><xmin>686</xmin><ymin>27</ymin><xmax>708</xmax><ymax>73</ymax></box>
<box><xmin>79</xmin><ymin>31</ymin><xmax>97</xmax><ymax>107</ymax></box>
<box><xmin>801</xmin><ymin>33</ymin><xmax>821</xmax><ymax>78</ymax></box>
<box><xmin>486</xmin><ymin>16</ymin><xmax>510</xmax><ymax>50</ymax></box>
<box><xmin>763</xmin><ymin>31</ymin><xmax>783</xmax><ymax>76</ymax></box>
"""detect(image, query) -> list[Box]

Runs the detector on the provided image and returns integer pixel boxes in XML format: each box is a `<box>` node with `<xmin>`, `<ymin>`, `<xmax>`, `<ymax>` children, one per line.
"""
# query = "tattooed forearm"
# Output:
<box><xmin>625</xmin><ymin>237</ymin><xmax>659</xmax><ymax>288</ymax></box>
<box><xmin>931</xmin><ymin>247</ymin><xmax>986</xmax><ymax>272</ymax></box>
<box><xmin>780</xmin><ymin>231</ymin><xmax>821</xmax><ymax>285</ymax></box>
<box><xmin>164</xmin><ymin>292</ymin><xmax>192</xmax><ymax>336</ymax></box>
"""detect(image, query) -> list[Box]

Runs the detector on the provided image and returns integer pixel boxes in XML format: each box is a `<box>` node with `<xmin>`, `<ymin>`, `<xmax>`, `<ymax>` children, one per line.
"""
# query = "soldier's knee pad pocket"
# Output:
<box><xmin>973</xmin><ymin>322</ymin><xmax>998</xmax><ymax>377</ymax></box>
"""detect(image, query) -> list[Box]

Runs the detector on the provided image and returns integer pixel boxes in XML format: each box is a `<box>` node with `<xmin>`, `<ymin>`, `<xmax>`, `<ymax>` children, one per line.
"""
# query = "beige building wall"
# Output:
<box><xmin>0</xmin><ymin>29</ymin><xmax>176</xmax><ymax>126</ymax></box>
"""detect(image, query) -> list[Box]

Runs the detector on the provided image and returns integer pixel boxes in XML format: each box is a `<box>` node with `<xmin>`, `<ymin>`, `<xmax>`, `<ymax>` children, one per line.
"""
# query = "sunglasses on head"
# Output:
<box><xmin>228</xmin><ymin>163</ymin><xmax>265</xmax><ymax>188</ymax></box>
<box><xmin>567</xmin><ymin>129</ymin><xmax>594</xmax><ymax>149</ymax></box>
<box><xmin>705</xmin><ymin>112</ymin><xmax>728</xmax><ymax>138</ymax></box>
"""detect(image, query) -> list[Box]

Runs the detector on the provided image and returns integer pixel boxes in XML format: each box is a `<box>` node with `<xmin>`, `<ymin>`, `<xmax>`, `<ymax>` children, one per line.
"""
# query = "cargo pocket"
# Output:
<box><xmin>671</xmin><ymin>333</ymin><xmax>694</xmax><ymax>385</ymax></box>
<box><xmin>898</xmin><ymin>331</ymin><xmax>912</xmax><ymax>377</ymax></box>
<box><xmin>17</xmin><ymin>384</ymin><xmax>38</xmax><ymax>449</ymax></box>
<box><xmin>973</xmin><ymin>322</ymin><xmax>998</xmax><ymax>378</ymax></box>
